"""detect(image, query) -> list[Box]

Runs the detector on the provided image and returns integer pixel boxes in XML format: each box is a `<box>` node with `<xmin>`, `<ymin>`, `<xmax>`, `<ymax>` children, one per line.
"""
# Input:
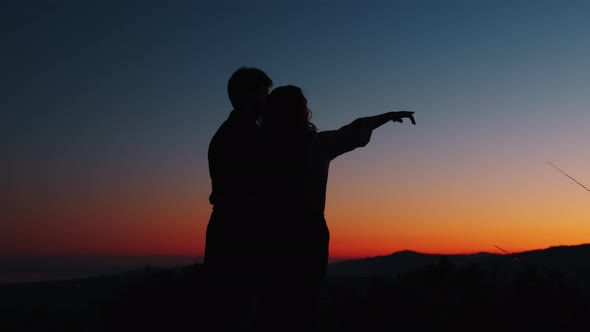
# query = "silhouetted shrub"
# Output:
<box><xmin>320</xmin><ymin>260</ymin><xmax>590</xmax><ymax>332</ymax></box>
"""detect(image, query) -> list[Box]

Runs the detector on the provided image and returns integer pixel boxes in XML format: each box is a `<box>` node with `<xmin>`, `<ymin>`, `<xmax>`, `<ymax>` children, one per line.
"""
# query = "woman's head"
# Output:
<box><xmin>262</xmin><ymin>85</ymin><xmax>317</xmax><ymax>136</ymax></box>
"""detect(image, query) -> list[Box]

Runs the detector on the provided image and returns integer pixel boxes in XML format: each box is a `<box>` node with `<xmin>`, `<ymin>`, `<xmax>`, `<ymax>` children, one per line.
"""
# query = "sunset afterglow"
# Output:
<box><xmin>4</xmin><ymin>1</ymin><xmax>590</xmax><ymax>262</ymax></box>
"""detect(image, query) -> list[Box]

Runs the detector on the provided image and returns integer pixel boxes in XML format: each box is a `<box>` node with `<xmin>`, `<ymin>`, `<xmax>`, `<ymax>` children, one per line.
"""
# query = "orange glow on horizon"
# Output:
<box><xmin>5</xmin><ymin>147</ymin><xmax>589</xmax><ymax>259</ymax></box>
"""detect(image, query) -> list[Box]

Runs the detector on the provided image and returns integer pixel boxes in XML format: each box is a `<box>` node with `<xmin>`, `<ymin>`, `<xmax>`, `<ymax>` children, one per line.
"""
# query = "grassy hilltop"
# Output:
<box><xmin>2</xmin><ymin>245</ymin><xmax>590</xmax><ymax>332</ymax></box>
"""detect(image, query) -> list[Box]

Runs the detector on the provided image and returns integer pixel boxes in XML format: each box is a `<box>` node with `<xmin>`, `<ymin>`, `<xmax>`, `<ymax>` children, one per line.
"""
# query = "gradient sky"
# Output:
<box><xmin>3</xmin><ymin>0</ymin><xmax>590</xmax><ymax>260</ymax></box>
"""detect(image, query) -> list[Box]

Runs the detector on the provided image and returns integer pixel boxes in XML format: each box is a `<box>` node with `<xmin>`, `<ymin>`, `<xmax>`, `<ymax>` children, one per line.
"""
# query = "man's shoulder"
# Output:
<box><xmin>211</xmin><ymin>114</ymin><xmax>250</xmax><ymax>142</ymax></box>
<box><xmin>208</xmin><ymin>111</ymin><xmax>259</xmax><ymax>155</ymax></box>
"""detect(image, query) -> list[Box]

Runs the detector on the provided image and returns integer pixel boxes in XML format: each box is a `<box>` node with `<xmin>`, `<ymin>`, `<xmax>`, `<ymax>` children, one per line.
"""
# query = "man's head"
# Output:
<box><xmin>227</xmin><ymin>67</ymin><xmax>272</xmax><ymax>118</ymax></box>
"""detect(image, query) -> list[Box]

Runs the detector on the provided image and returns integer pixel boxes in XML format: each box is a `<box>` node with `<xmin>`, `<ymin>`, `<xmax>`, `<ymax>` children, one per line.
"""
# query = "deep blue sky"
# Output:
<box><xmin>4</xmin><ymin>1</ymin><xmax>590</xmax><ymax>257</ymax></box>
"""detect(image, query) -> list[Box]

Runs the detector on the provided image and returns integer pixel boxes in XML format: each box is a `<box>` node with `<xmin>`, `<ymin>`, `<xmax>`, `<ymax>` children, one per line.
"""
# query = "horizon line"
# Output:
<box><xmin>3</xmin><ymin>242</ymin><xmax>589</xmax><ymax>262</ymax></box>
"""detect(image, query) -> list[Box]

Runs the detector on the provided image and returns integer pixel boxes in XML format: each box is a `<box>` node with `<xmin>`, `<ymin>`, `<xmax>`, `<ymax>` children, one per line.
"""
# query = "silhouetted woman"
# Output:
<box><xmin>254</xmin><ymin>85</ymin><xmax>415</xmax><ymax>331</ymax></box>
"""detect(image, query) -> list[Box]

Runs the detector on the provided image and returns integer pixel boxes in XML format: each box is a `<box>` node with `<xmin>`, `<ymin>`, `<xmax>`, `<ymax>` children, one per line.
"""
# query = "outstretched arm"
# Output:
<box><xmin>358</xmin><ymin>111</ymin><xmax>416</xmax><ymax>131</ymax></box>
<box><xmin>315</xmin><ymin>111</ymin><xmax>416</xmax><ymax>160</ymax></box>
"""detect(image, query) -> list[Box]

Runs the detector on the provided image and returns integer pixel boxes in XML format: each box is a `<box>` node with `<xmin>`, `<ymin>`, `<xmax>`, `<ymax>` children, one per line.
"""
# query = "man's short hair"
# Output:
<box><xmin>227</xmin><ymin>67</ymin><xmax>272</xmax><ymax>109</ymax></box>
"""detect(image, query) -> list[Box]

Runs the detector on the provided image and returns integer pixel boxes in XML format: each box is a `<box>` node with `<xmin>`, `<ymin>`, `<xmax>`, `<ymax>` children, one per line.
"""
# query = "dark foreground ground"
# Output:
<box><xmin>1</xmin><ymin>258</ymin><xmax>589</xmax><ymax>332</ymax></box>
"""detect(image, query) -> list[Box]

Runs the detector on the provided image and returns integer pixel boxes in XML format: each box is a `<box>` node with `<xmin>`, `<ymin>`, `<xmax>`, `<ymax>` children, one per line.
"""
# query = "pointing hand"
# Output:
<box><xmin>391</xmin><ymin>111</ymin><xmax>416</xmax><ymax>125</ymax></box>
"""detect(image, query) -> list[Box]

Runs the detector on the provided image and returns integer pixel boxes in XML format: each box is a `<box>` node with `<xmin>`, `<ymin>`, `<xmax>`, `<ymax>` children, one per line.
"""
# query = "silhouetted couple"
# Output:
<box><xmin>204</xmin><ymin>67</ymin><xmax>416</xmax><ymax>331</ymax></box>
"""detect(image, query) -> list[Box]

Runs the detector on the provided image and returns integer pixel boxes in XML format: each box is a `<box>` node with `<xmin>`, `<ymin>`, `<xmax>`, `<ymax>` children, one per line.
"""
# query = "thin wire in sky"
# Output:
<box><xmin>548</xmin><ymin>161</ymin><xmax>590</xmax><ymax>193</ymax></box>
<box><xmin>493</xmin><ymin>245</ymin><xmax>512</xmax><ymax>255</ymax></box>
<box><xmin>494</xmin><ymin>245</ymin><xmax>519</xmax><ymax>262</ymax></box>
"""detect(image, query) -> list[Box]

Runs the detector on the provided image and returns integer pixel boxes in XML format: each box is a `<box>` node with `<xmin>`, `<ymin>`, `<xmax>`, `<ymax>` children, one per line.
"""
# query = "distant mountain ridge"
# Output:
<box><xmin>3</xmin><ymin>245</ymin><xmax>588</xmax><ymax>331</ymax></box>
<box><xmin>327</xmin><ymin>243</ymin><xmax>590</xmax><ymax>287</ymax></box>
<box><xmin>0</xmin><ymin>255</ymin><xmax>202</xmax><ymax>284</ymax></box>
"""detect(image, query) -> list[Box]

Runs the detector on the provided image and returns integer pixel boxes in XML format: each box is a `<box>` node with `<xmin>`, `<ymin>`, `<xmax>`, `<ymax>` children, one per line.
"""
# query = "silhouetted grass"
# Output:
<box><xmin>2</xmin><ymin>258</ymin><xmax>589</xmax><ymax>331</ymax></box>
<box><xmin>321</xmin><ymin>258</ymin><xmax>590</xmax><ymax>332</ymax></box>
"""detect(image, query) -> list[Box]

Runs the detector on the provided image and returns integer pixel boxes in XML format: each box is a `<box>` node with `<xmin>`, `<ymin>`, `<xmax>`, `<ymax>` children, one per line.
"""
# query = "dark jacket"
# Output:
<box><xmin>204</xmin><ymin>109</ymin><xmax>260</xmax><ymax>271</ymax></box>
<box><xmin>208</xmin><ymin>109</ymin><xmax>260</xmax><ymax>211</ymax></box>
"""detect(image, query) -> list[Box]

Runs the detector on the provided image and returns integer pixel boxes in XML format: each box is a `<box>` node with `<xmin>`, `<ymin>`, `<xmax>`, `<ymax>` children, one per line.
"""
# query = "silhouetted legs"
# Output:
<box><xmin>253</xmin><ymin>218</ymin><xmax>329</xmax><ymax>332</ymax></box>
<box><xmin>254</xmin><ymin>276</ymin><xmax>323</xmax><ymax>332</ymax></box>
<box><xmin>204</xmin><ymin>209</ymin><xmax>256</xmax><ymax>331</ymax></box>
<box><xmin>203</xmin><ymin>269</ymin><xmax>255</xmax><ymax>331</ymax></box>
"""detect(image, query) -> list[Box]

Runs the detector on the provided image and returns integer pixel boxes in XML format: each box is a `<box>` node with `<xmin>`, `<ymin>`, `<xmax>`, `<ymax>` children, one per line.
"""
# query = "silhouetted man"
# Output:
<box><xmin>204</xmin><ymin>67</ymin><xmax>272</xmax><ymax>331</ymax></box>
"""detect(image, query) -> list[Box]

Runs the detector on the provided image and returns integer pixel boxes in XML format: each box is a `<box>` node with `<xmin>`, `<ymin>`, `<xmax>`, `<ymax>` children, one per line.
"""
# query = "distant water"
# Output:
<box><xmin>0</xmin><ymin>255</ymin><xmax>202</xmax><ymax>284</ymax></box>
<box><xmin>0</xmin><ymin>273</ymin><xmax>100</xmax><ymax>284</ymax></box>
<box><xmin>0</xmin><ymin>255</ymin><xmax>351</xmax><ymax>284</ymax></box>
